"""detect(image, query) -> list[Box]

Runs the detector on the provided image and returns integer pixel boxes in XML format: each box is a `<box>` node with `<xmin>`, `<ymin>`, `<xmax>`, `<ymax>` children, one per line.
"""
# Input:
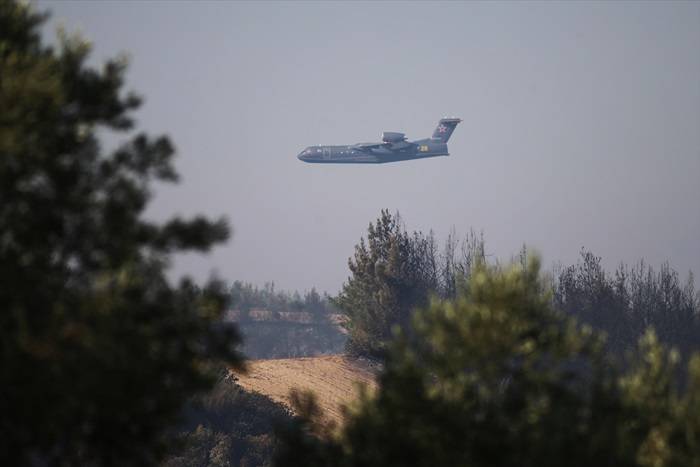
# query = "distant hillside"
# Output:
<box><xmin>224</xmin><ymin>309</ymin><xmax>347</xmax><ymax>359</ymax></box>
<box><xmin>234</xmin><ymin>355</ymin><xmax>378</xmax><ymax>424</ymax></box>
<box><xmin>226</xmin><ymin>309</ymin><xmax>346</xmax><ymax>327</ymax></box>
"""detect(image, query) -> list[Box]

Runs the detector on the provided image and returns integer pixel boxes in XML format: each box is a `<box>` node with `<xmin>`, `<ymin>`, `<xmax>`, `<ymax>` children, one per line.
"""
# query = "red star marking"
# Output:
<box><xmin>438</xmin><ymin>125</ymin><xmax>447</xmax><ymax>133</ymax></box>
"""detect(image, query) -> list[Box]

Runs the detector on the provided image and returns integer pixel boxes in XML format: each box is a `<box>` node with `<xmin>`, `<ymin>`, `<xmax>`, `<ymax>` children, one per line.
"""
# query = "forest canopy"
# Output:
<box><xmin>335</xmin><ymin>211</ymin><xmax>699</xmax><ymax>365</ymax></box>
<box><xmin>278</xmin><ymin>258</ymin><xmax>700</xmax><ymax>467</ymax></box>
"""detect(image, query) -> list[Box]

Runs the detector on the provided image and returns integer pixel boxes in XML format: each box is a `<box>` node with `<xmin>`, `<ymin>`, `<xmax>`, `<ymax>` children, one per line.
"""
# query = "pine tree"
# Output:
<box><xmin>0</xmin><ymin>2</ymin><xmax>243</xmax><ymax>464</ymax></box>
<box><xmin>334</xmin><ymin>210</ymin><xmax>421</xmax><ymax>357</ymax></box>
<box><xmin>278</xmin><ymin>258</ymin><xmax>700</xmax><ymax>467</ymax></box>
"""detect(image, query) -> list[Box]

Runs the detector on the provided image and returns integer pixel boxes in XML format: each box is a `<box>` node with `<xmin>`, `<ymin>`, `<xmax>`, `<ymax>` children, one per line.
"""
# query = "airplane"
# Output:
<box><xmin>297</xmin><ymin>117</ymin><xmax>461</xmax><ymax>164</ymax></box>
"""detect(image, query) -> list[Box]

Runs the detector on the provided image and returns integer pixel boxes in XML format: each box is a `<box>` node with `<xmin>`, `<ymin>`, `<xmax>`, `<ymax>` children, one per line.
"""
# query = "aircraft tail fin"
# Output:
<box><xmin>431</xmin><ymin>117</ymin><xmax>461</xmax><ymax>143</ymax></box>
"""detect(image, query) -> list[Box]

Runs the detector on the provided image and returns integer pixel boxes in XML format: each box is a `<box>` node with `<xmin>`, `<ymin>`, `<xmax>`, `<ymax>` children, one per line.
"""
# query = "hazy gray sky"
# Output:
<box><xmin>40</xmin><ymin>1</ymin><xmax>700</xmax><ymax>293</ymax></box>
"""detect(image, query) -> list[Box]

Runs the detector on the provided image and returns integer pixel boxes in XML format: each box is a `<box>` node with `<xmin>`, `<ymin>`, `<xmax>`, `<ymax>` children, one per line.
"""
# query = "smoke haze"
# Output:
<box><xmin>40</xmin><ymin>1</ymin><xmax>700</xmax><ymax>293</ymax></box>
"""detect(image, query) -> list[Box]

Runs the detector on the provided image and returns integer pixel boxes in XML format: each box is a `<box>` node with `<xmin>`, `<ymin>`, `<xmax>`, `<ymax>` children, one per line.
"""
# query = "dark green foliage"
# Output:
<box><xmin>277</xmin><ymin>259</ymin><xmax>700</xmax><ymax>467</ymax></box>
<box><xmin>229</xmin><ymin>282</ymin><xmax>346</xmax><ymax>358</ymax></box>
<box><xmin>0</xmin><ymin>2</ymin><xmax>242</xmax><ymax>465</ymax></box>
<box><xmin>229</xmin><ymin>281</ymin><xmax>338</xmax><ymax>320</ymax></box>
<box><xmin>334</xmin><ymin>210</ymin><xmax>419</xmax><ymax>357</ymax></box>
<box><xmin>338</xmin><ymin>211</ymin><xmax>699</xmax><ymax>367</ymax></box>
<box><xmin>555</xmin><ymin>250</ymin><xmax>700</xmax><ymax>362</ymax></box>
<box><xmin>163</xmin><ymin>376</ymin><xmax>294</xmax><ymax>467</ymax></box>
<box><xmin>335</xmin><ymin>210</ymin><xmax>484</xmax><ymax>358</ymax></box>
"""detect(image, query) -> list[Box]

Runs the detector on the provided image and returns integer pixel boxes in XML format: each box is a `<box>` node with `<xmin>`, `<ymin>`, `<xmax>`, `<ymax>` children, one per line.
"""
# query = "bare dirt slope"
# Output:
<box><xmin>235</xmin><ymin>355</ymin><xmax>378</xmax><ymax>424</ymax></box>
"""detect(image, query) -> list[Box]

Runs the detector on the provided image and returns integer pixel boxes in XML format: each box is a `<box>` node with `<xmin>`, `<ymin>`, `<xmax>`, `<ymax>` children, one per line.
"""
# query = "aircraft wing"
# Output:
<box><xmin>389</xmin><ymin>141</ymin><xmax>411</xmax><ymax>150</ymax></box>
<box><xmin>353</xmin><ymin>142</ymin><xmax>384</xmax><ymax>149</ymax></box>
<box><xmin>353</xmin><ymin>141</ymin><xmax>412</xmax><ymax>151</ymax></box>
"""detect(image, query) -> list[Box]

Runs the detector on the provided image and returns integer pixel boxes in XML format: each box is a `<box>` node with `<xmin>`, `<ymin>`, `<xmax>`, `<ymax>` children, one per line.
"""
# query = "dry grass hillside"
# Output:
<box><xmin>234</xmin><ymin>355</ymin><xmax>379</xmax><ymax>424</ymax></box>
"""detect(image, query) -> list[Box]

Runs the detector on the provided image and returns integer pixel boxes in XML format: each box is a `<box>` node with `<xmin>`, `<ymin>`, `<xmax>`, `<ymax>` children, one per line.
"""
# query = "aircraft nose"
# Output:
<box><xmin>297</xmin><ymin>149</ymin><xmax>310</xmax><ymax>161</ymax></box>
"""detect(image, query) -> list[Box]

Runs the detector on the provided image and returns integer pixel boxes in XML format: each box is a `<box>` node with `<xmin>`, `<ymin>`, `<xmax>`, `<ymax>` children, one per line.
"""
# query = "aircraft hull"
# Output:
<box><xmin>300</xmin><ymin>152</ymin><xmax>449</xmax><ymax>164</ymax></box>
<box><xmin>297</xmin><ymin>118</ymin><xmax>460</xmax><ymax>164</ymax></box>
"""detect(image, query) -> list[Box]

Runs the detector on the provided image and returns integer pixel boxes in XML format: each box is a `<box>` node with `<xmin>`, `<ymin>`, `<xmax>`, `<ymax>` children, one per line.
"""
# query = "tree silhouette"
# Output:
<box><xmin>277</xmin><ymin>258</ymin><xmax>700</xmax><ymax>467</ymax></box>
<box><xmin>0</xmin><ymin>2</ymin><xmax>243</xmax><ymax>465</ymax></box>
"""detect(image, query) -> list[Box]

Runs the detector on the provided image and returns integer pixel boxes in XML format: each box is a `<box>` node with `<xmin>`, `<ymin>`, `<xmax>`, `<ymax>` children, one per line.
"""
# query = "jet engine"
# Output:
<box><xmin>382</xmin><ymin>132</ymin><xmax>406</xmax><ymax>143</ymax></box>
